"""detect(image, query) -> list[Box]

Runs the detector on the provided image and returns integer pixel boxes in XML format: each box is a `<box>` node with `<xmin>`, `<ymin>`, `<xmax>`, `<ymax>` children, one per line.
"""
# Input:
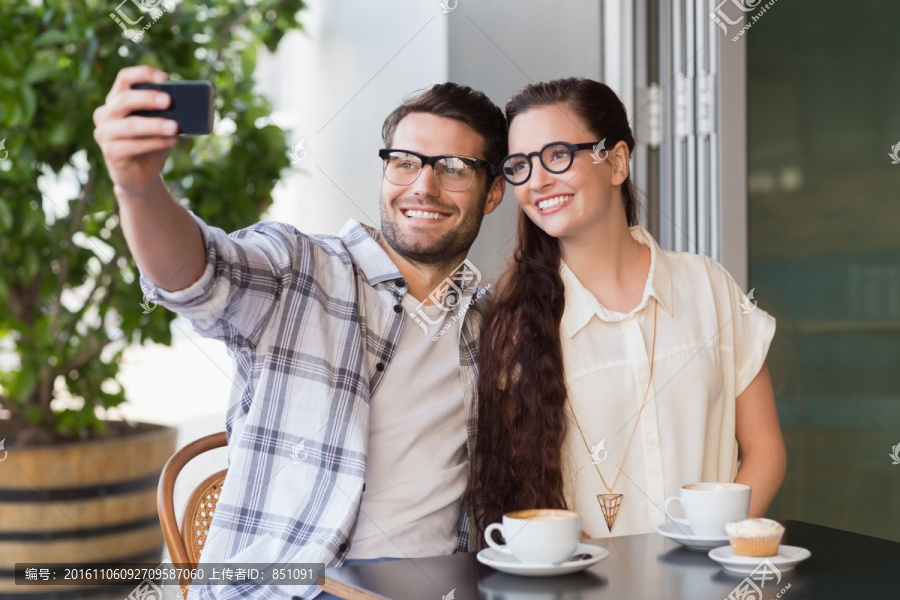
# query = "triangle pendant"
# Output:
<box><xmin>597</xmin><ymin>493</ymin><xmax>623</xmax><ymax>531</ymax></box>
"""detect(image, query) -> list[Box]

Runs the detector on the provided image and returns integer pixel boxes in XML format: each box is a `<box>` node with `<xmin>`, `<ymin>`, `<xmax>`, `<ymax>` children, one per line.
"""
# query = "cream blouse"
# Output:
<box><xmin>560</xmin><ymin>225</ymin><xmax>776</xmax><ymax>538</ymax></box>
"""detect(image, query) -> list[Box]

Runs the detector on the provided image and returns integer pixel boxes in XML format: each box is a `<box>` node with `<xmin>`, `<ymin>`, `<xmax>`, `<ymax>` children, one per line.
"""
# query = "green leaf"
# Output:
<box><xmin>23</xmin><ymin>63</ymin><xmax>57</xmax><ymax>85</ymax></box>
<box><xmin>46</xmin><ymin>120</ymin><xmax>72</xmax><ymax>146</ymax></box>
<box><xmin>11</xmin><ymin>367</ymin><xmax>39</xmax><ymax>403</ymax></box>
<box><xmin>0</xmin><ymin>201</ymin><xmax>12</xmax><ymax>230</ymax></box>
<box><xmin>5</xmin><ymin>97</ymin><xmax>23</xmax><ymax>127</ymax></box>
<box><xmin>19</xmin><ymin>85</ymin><xmax>37</xmax><ymax>123</ymax></box>
<box><xmin>33</xmin><ymin>30</ymin><xmax>73</xmax><ymax>47</ymax></box>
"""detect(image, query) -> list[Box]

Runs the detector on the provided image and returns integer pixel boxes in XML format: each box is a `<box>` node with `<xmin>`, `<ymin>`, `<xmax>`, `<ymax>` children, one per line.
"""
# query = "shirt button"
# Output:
<box><xmin>375</xmin><ymin>363</ymin><xmax>385</xmax><ymax>372</ymax></box>
<box><xmin>626</xmin><ymin>321</ymin><xmax>635</xmax><ymax>330</ymax></box>
<box><xmin>393</xmin><ymin>304</ymin><xmax>402</xmax><ymax>313</ymax></box>
<box><xmin>640</xmin><ymin>374</ymin><xmax>648</xmax><ymax>383</ymax></box>
<box><xmin>396</xmin><ymin>278</ymin><xmax>407</xmax><ymax>288</ymax></box>
<box><xmin>338</xmin><ymin>541</ymin><xmax>350</xmax><ymax>553</ymax></box>
<box><xmin>647</xmin><ymin>435</ymin><xmax>657</xmax><ymax>445</ymax></box>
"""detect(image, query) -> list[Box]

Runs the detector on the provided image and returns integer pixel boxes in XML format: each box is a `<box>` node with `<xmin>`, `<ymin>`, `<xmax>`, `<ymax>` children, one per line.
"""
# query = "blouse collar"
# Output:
<box><xmin>561</xmin><ymin>225</ymin><xmax>674</xmax><ymax>336</ymax></box>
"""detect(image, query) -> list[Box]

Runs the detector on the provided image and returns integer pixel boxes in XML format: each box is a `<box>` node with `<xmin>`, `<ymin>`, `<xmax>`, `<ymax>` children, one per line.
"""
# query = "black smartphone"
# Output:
<box><xmin>130</xmin><ymin>81</ymin><xmax>215</xmax><ymax>135</ymax></box>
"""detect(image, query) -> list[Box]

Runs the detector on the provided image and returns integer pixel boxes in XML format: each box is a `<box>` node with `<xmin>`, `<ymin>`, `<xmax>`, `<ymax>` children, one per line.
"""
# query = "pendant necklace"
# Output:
<box><xmin>566</xmin><ymin>298</ymin><xmax>658</xmax><ymax>531</ymax></box>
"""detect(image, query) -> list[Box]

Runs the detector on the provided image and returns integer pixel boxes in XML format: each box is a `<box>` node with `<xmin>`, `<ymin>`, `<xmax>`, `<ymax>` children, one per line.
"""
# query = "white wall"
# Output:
<box><xmin>446</xmin><ymin>0</ymin><xmax>604</xmax><ymax>280</ymax></box>
<box><xmin>256</xmin><ymin>0</ymin><xmax>449</xmax><ymax>232</ymax></box>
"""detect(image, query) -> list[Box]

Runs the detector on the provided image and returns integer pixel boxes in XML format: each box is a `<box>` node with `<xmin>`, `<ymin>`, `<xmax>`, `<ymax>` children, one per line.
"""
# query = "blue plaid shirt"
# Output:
<box><xmin>141</xmin><ymin>216</ymin><xmax>483</xmax><ymax>599</ymax></box>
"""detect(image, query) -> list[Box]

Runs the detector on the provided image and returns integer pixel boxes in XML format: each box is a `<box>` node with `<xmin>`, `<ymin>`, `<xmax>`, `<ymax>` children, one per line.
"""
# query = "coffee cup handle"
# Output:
<box><xmin>663</xmin><ymin>496</ymin><xmax>691</xmax><ymax>526</ymax></box>
<box><xmin>484</xmin><ymin>523</ymin><xmax>507</xmax><ymax>553</ymax></box>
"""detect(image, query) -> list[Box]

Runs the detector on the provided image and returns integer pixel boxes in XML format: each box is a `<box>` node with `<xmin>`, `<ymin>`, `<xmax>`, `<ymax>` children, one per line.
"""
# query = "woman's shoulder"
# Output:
<box><xmin>633</xmin><ymin>227</ymin><xmax>736</xmax><ymax>289</ymax></box>
<box><xmin>659</xmin><ymin>248</ymin><xmax>744</xmax><ymax>300</ymax></box>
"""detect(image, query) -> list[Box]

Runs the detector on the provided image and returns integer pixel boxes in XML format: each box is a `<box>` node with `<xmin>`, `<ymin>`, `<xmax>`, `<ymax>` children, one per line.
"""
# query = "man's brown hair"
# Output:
<box><xmin>382</xmin><ymin>82</ymin><xmax>508</xmax><ymax>188</ymax></box>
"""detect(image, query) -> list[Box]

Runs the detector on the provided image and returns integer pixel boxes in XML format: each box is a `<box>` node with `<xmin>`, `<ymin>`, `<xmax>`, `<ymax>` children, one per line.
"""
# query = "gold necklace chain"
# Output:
<box><xmin>567</xmin><ymin>298</ymin><xmax>658</xmax><ymax>494</ymax></box>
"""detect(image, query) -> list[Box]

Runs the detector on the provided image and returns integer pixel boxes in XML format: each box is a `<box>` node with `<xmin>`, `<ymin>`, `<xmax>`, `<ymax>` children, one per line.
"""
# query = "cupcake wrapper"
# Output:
<box><xmin>728</xmin><ymin>535</ymin><xmax>782</xmax><ymax>557</ymax></box>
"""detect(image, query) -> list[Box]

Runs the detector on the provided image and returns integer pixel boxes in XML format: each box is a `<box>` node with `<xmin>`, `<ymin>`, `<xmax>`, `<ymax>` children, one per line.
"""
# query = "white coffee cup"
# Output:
<box><xmin>483</xmin><ymin>508</ymin><xmax>581</xmax><ymax>564</ymax></box>
<box><xmin>663</xmin><ymin>482</ymin><xmax>751</xmax><ymax>537</ymax></box>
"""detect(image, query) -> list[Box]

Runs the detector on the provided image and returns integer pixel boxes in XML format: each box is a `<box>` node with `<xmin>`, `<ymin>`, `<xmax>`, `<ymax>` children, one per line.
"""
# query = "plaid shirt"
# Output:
<box><xmin>141</xmin><ymin>215</ymin><xmax>484</xmax><ymax>600</ymax></box>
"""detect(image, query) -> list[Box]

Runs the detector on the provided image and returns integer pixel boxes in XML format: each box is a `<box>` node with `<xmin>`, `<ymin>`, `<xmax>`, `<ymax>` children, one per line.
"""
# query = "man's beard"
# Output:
<box><xmin>380</xmin><ymin>192</ymin><xmax>487</xmax><ymax>266</ymax></box>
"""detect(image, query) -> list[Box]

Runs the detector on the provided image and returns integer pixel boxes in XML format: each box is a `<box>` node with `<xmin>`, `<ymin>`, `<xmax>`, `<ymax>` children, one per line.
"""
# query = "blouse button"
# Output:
<box><xmin>626</xmin><ymin>321</ymin><xmax>635</xmax><ymax>330</ymax></box>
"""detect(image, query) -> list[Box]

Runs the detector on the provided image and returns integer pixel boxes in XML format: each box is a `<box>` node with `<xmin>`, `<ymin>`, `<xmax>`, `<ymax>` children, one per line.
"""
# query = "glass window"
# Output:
<box><xmin>748</xmin><ymin>0</ymin><xmax>900</xmax><ymax>541</ymax></box>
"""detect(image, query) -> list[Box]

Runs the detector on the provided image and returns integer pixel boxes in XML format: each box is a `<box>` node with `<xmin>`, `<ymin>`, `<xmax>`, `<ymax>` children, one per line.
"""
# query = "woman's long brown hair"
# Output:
<box><xmin>470</xmin><ymin>78</ymin><xmax>640</xmax><ymax>541</ymax></box>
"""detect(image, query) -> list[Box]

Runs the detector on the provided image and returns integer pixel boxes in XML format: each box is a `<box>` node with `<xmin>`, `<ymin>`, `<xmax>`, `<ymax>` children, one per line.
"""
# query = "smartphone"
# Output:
<box><xmin>130</xmin><ymin>81</ymin><xmax>216</xmax><ymax>135</ymax></box>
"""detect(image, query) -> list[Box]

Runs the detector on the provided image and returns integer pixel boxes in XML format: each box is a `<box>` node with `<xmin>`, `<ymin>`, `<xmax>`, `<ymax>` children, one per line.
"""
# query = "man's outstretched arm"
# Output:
<box><xmin>93</xmin><ymin>65</ymin><xmax>204</xmax><ymax>292</ymax></box>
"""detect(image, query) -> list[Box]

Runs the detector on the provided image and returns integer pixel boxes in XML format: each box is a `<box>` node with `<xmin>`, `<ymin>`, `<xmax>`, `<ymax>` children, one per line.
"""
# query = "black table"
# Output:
<box><xmin>321</xmin><ymin>520</ymin><xmax>900</xmax><ymax>599</ymax></box>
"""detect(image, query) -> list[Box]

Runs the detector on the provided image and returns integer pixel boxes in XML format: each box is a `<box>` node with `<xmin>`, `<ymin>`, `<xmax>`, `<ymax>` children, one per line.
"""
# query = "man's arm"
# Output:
<box><xmin>93</xmin><ymin>66</ymin><xmax>204</xmax><ymax>292</ymax></box>
<box><xmin>734</xmin><ymin>362</ymin><xmax>788</xmax><ymax>517</ymax></box>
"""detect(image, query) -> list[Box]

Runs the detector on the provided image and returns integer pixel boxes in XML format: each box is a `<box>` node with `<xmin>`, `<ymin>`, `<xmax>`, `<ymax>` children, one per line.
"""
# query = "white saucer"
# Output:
<box><xmin>476</xmin><ymin>543</ymin><xmax>609</xmax><ymax>577</ymax></box>
<box><xmin>656</xmin><ymin>522</ymin><xmax>730</xmax><ymax>551</ymax></box>
<box><xmin>708</xmin><ymin>545</ymin><xmax>811</xmax><ymax>575</ymax></box>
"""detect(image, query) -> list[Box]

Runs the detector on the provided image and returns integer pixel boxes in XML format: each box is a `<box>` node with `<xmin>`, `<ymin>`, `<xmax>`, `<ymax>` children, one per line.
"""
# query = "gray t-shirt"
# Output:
<box><xmin>347</xmin><ymin>293</ymin><xmax>467</xmax><ymax>559</ymax></box>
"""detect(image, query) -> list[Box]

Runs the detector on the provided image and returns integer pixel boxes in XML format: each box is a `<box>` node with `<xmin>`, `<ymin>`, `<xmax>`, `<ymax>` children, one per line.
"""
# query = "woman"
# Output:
<box><xmin>471</xmin><ymin>78</ymin><xmax>786</xmax><ymax>540</ymax></box>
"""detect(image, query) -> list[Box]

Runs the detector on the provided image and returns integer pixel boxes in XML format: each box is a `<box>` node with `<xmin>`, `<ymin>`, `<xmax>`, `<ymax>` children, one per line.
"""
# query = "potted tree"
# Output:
<box><xmin>0</xmin><ymin>0</ymin><xmax>305</xmax><ymax>593</ymax></box>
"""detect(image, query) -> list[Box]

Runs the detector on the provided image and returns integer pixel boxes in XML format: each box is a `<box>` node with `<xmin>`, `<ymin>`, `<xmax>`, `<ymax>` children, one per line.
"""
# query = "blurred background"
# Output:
<box><xmin>2</xmin><ymin>0</ymin><xmax>899</xmax><ymax>594</ymax></box>
<box><xmin>746</xmin><ymin>1</ymin><xmax>900</xmax><ymax>541</ymax></box>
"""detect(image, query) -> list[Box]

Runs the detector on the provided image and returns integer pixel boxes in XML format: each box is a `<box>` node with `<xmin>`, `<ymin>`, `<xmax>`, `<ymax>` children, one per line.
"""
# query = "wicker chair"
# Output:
<box><xmin>157</xmin><ymin>431</ymin><xmax>228</xmax><ymax>598</ymax></box>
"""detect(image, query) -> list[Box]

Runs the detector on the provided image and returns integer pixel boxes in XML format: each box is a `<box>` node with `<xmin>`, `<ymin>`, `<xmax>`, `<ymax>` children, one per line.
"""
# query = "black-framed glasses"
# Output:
<box><xmin>499</xmin><ymin>141</ymin><xmax>603</xmax><ymax>185</ymax></box>
<box><xmin>378</xmin><ymin>148</ymin><xmax>495</xmax><ymax>192</ymax></box>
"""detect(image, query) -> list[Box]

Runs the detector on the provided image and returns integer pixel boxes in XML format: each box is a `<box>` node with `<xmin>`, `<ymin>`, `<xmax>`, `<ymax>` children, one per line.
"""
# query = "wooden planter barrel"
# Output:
<box><xmin>0</xmin><ymin>422</ymin><xmax>177</xmax><ymax>599</ymax></box>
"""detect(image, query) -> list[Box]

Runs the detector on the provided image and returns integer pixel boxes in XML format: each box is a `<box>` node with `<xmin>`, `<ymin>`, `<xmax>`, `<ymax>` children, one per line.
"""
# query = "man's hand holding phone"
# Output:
<box><xmin>93</xmin><ymin>66</ymin><xmax>214</xmax><ymax>198</ymax></box>
<box><xmin>93</xmin><ymin>66</ymin><xmax>181</xmax><ymax>198</ymax></box>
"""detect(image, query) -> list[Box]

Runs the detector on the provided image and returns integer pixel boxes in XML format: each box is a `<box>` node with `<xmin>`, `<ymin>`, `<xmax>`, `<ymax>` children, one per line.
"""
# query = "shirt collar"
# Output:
<box><xmin>339</xmin><ymin>220</ymin><xmax>405</xmax><ymax>286</ymax></box>
<box><xmin>338</xmin><ymin>220</ymin><xmax>483</xmax><ymax>299</ymax></box>
<box><xmin>560</xmin><ymin>225</ymin><xmax>674</xmax><ymax>337</ymax></box>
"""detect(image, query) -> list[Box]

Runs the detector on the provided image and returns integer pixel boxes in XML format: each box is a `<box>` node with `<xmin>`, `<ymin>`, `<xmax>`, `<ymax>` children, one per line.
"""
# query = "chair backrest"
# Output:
<box><xmin>157</xmin><ymin>431</ymin><xmax>228</xmax><ymax>596</ymax></box>
<box><xmin>181</xmin><ymin>468</ymin><xmax>227</xmax><ymax>564</ymax></box>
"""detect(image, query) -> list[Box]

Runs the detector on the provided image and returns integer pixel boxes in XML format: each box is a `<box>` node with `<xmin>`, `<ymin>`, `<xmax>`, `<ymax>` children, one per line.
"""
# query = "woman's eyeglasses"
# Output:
<box><xmin>379</xmin><ymin>149</ymin><xmax>495</xmax><ymax>192</ymax></box>
<box><xmin>499</xmin><ymin>141</ymin><xmax>603</xmax><ymax>185</ymax></box>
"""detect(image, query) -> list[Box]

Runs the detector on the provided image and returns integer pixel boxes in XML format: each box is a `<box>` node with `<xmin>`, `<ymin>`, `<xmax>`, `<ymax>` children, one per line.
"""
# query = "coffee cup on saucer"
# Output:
<box><xmin>663</xmin><ymin>482</ymin><xmax>750</xmax><ymax>537</ymax></box>
<box><xmin>483</xmin><ymin>509</ymin><xmax>581</xmax><ymax>564</ymax></box>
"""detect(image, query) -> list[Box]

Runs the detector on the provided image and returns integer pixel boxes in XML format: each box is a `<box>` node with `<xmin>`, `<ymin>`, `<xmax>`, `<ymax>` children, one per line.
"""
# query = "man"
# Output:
<box><xmin>93</xmin><ymin>66</ymin><xmax>506</xmax><ymax>599</ymax></box>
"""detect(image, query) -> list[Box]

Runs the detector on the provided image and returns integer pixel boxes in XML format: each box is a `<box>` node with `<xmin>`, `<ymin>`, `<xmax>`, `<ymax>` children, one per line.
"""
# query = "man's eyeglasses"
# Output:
<box><xmin>378</xmin><ymin>149</ymin><xmax>495</xmax><ymax>192</ymax></box>
<box><xmin>499</xmin><ymin>141</ymin><xmax>602</xmax><ymax>185</ymax></box>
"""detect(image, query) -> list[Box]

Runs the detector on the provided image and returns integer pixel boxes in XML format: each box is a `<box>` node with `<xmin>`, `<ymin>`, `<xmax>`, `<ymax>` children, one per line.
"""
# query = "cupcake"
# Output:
<box><xmin>724</xmin><ymin>518</ymin><xmax>785</xmax><ymax>556</ymax></box>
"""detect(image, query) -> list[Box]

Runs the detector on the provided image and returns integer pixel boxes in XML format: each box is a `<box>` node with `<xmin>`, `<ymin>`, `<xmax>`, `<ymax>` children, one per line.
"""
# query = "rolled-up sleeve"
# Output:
<box><xmin>715</xmin><ymin>264</ymin><xmax>777</xmax><ymax>396</ymax></box>
<box><xmin>139</xmin><ymin>212</ymin><xmax>304</xmax><ymax>350</ymax></box>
